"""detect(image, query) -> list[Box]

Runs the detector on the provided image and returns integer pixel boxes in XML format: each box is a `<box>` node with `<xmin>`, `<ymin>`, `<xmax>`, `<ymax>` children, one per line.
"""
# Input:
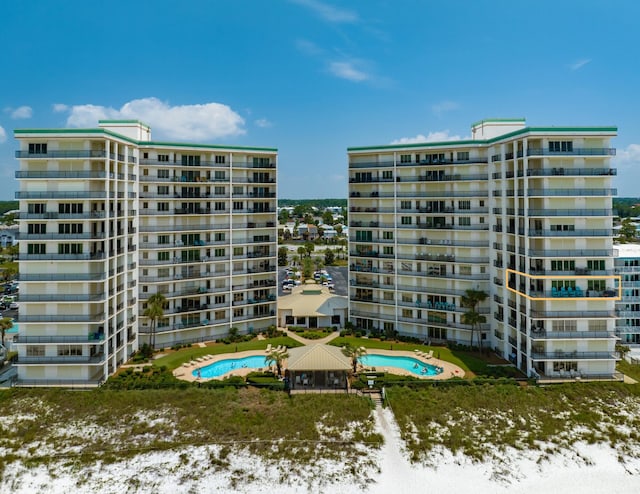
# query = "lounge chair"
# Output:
<box><xmin>425</xmin><ymin>350</ymin><xmax>434</xmax><ymax>359</ymax></box>
<box><xmin>266</xmin><ymin>344</ymin><xmax>272</xmax><ymax>352</ymax></box>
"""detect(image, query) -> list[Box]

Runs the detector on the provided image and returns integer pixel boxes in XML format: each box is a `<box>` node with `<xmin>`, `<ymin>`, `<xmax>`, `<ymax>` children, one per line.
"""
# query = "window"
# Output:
<box><xmin>28</xmin><ymin>143</ymin><xmax>47</xmax><ymax>154</ymax></box>
<box><xmin>215</xmin><ymin>186</ymin><xmax>226</xmax><ymax>195</ymax></box>
<box><xmin>459</xmin><ymin>265</ymin><xmax>472</xmax><ymax>275</ymax></box>
<box><xmin>383</xmin><ymin>246</ymin><xmax>394</xmax><ymax>255</ymax></box>
<box><xmin>214</xmin><ymin>232</ymin><xmax>225</xmax><ymax>242</ymax></box>
<box><xmin>400</xmin><ymin>154</ymin><xmax>411</xmax><ymax>163</ymax></box>
<box><xmin>158</xmin><ymin>252</ymin><xmax>170</xmax><ymax>261</ymax></box>
<box><xmin>58</xmin><ymin>345</ymin><xmax>82</xmax><ymax>356</ymax></box>
<box><xmin>215</xmin><ymin>295</ymin><xmax>226</xmax><ymax>304</ymax></box>
<box><xmin>551</xmin><ymin>260</ymin><xmax>575</xmax><ymax>271</ymax></box>
<box><xmin>28</xmin><ymin>203</ymin><xmax>46</xmax><ymax>214</ymax></box>
<box><xmin>355</xmin><ymin>231</ymin><xmax>372</xmax><ymax>242</ymax></box>
<box><xmin>383</xmin><ymin>231</ymin><xmax>393</xmax><ymax>240</ymax></box>
<box><xmin>215</xmin><ymin>155</ymin><xmax>226</xmax><ymax>164</ymax></box>
<box><xmin>214</xmin><ymin>171</ymin><xmax>226</xmax><ymax>180</ymax></box>
<box><xmin>402</xmin><ymin>309</ymin><xmax>413</xmax><ymax>318</ymax></box>
<box><xmin>58</xmin><ymin>203</ymin><xmax>83</xmax><ymax>214</ymax></box>
<box><xmin>215</xmin><ymin>248</ymin><xmax>225</xmax><ymax>257</ymax></box>
<box><xmin>157</xmin><ymin>268</ymin><xmax>170</xmax><ymax>277</ymax></box>
<box><xmin>215</xmin><ymin>310</ymin><xmax>225</xmax><ymax>320</ymax></box>
<box><xmin>58</xmin><ymin>224</ymin><xmax>83</xmax><ymax>234</ymax></box>
<box><xmin>479</xmin><ymin>200</ymin><xmax>484</xmax><ymax>207</ymax></box>
<box><xmin>458</xmin><ymin>200</ymin><xmax>471</xmax><ymax>210</ymax></box>
<box><xmin>382</xmin><ymin>170</ymin><xmax>393</xmax><ymax>180</ymax></box>
<box><xmin>26</xmin><ymin>345</ymin><xmax>45</xmax><ymax>356</ymax></box>
<box><xmin>158</xmin><ymin>154</ymin><xmax>169</xmax><ymax>162</ymax></box>
<box><xmin>158</xmin><ymin>202</ymin><xmax>169</xmax><ymax>211</ymax></box>
<box><xmin>549</xmin><ymin>141</ymin><xmax>573</xmax><ymax>152</ymax></box>
<box><xmin>400</xmin><ymin>200</ymin><xmax>411</xmax><ymax>210</ymax></box>
<box><xmin>550</xmin><ymin>224</ymin><xmax>575</xmax><ymax>232</ymax></box>
<box><xmin>233</xmin><ymin>201</ymin><xmax>244</xmax><ymax>210</ymax></box>
<box><xmin>28</xmin><ymin>224</ymin><xmax>46</xmax><ymax>234</ymax></box>
<box><xmin>588</xmin><ymin>279</ymin><xmax>607</xmax><ymax>291</ymax></box>
<box><xmin>214</xmin><ymin>202</ymin><xmax>226</xmax><ymax>211</ymax></box>
<box><xmin>456</xmin><ymin>151</ymin><xmax>469</xmax><ymax>161</ymax></box>
<box><xmin>181</xmin><ymin>155</ymin><xmax>201</xmax><ymax>166</ymax></box>
<box><xmin>158</xmin><ymin>235</ymin><xmax>170</xmax><ymax>245</ymax></box>
<box><xmin>158</xmin><ymin>169</ymin><xmax>169</xmax><ymax>178</ymax></box>
<box><xmin>458</xmin><ymin>217</ymin><xmax>471</xmax><ymax>226</ymax></box>
<box><xmin>27</xmin><ymin>243</ymin><xmax>46</xmax><ymax>254</ymax></box>
<box><xmin>233</xmin><ymin>247</ymin><xmax>243</xmax><ymax>256</ymax></box>
<box><xmin>58</xmin><ymin>244</ymin><xmax>83</xmax><ymax>254</ymax></box>
<box><xmin>401</xmin><ymin>217</ymin><xmax>412</xmax><ymax>225</ymax></box>
<box><xmin>234</xmin><ymin>308</ymin><xmax>244</xmax><ymax>317</ymax></box>
<box><xmin>157</xmin><ymin>186</ymin><xmax>169</xmax><ymax>195</ymax></box>
<box><xmin>587</xmin><ymin>259</ymin><xmax>605</xmax><ymax>271</ymax></box>
<box><xmin>332</xmin><ymin>315</ymin><xmax>341</xmax><ymax>325</ymax></box>
<box><xmin>383</xmin><ymin>292</ymin><xmax>394</xmax><ymax>301</ymax></box>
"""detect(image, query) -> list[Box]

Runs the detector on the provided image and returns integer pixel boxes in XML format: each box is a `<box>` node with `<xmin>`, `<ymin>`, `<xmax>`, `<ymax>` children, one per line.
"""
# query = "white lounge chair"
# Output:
<box><xmin>425</xmin><ymin>350</ymin><xmax>434</xmax><ymax>359</ymax></box>
<box><xmin>266</xmin><ymin>344</ymin><xmax>272</xmax><ymax>352</ymax></box>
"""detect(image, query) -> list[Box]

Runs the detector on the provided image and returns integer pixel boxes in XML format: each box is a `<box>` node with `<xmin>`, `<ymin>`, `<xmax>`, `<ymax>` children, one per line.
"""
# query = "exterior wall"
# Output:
<box><xmin>14</xmin><ymin>122</ymin><xmax>278</xmax><ymax>386</ymax></box>
<box><xmin>348</xmin><ymin>120</ymin><xmax>619</xmax><ymax>380</ymax></box>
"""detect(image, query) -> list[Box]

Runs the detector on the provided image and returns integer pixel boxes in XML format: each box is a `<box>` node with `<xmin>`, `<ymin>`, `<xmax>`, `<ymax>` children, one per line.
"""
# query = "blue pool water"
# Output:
<box><xmin>358</xmin><ymin>354</ymin><xmax>441</xmax><ymax>376</ymax></box>
<box><xmin>7</xmin><ymin>322</ymin><xmax>18</xmax><ymax>334</ymax></box>
<box><xmin>194</xmin><ymin>355</ymin><xmax>270</xmax><ymax>379</ymax></box>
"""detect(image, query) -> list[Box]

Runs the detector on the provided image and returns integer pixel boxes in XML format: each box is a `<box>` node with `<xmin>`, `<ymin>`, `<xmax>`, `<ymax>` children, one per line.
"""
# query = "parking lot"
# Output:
<box><xmin>278</xmin><ymin>265</ymin><xmax>348</xmax><ymax>297</ymax></box>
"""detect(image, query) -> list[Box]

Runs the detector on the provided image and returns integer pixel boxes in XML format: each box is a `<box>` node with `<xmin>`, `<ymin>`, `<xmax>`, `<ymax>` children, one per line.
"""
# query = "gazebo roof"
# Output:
<box><xmin>287</xmin><ymin>344</ymin><xmax>351</xmax><ymax>371</ymax></box>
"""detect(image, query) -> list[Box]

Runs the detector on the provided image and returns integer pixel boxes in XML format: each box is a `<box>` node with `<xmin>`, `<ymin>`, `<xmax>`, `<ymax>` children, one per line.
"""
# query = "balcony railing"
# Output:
<box><xmin>15</xmin><ymin>150</ymin><xmax>107</xmax><ymax>159</ymax></box>
<box><xmin>528</xmin><ymin>209</ymin><xmax>613</xmax><ymax>217</ymax></box>
<box><xmin>15</xmin><ymin>334</ymin><xmax>106</xmax><ymax>344</ymax></box>
<box><xmin>18</xmin><ymin>313</ymin><xmax>105</xmax><ymax>323</ymax></box>
<box><xmin>528</xmin><ymin>229</ymin><xmax>613</xmax><ymax>237</ymax></box>
<box><xmin>526</xmin><ymin>188</ymin><xmax>616</xmax><ymax>197</ymax></box>
<box><xmin>531</xmin><ymin>351</ymin><xmax>618</xmax><ymax>360</ymax></box>
<box><xmin>530</xmin><ymin>330</ymin><xmax>616</xmax><ymax>340</ymax></box>
<box><xmin>524</xmin><ymin>167</ymin><xmax>616</xmax><ymax>177</ymax></box>
<box><xmin>526</xmin><ymin>147</ymin><xmax>616</xmax><ymax>157</ymax></box>
<box><xmin>18</xmin><ymin>354</ymin><xmax>106</xmax><ymax>364</ymax></box>
<box><xmin>19</xmin><ymin>272</ymin><xmax>106</xmax><ymax>281</ymax></box>
<box><xmin>19</xmin><ymin>293</ymin><xmax>106</xmax><ymax>302</ymax></box>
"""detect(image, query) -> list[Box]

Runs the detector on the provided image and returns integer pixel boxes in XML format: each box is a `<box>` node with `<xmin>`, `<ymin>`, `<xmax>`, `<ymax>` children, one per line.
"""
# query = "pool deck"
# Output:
<box><xmin>172</xmin><ymin>347</ymin><xmax>465</xmax><ymax>382</ymax></box>
<box><xmin>173</xmin><ymin>349</ymin><xmax>270</xmax><ymax>382</ymax></box>
<box><xmin>358</xmin><ymin>349</ymin><xmax>465</xmax><ymax>380</ymax></box>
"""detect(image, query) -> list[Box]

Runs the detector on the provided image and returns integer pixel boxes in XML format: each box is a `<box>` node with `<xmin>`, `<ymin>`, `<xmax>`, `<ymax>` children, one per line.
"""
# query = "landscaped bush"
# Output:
<box><xmin>201</xmin><ymin>376</ymin><xmax>247</xmax><ymax>388</ymax></box>
<box><xmin>104</xmin><ymin>366</ymin><xmax>187</xmax><ymax>390</ymax></box>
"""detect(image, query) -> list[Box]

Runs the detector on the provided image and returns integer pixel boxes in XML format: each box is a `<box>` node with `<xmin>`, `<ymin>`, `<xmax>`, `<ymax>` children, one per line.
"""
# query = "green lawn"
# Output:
<box><xmin>617</xmin><ymin>359</ymin><xmax>640</xmax><ymax>382</ymax></box>
<box><xmin>329</xmin><ymin>336</ymin><xmax>521</xmax><ymax>378</ymax></box>
<box><xmin>152</xmin><ymin>336</ymin><xmax>302</xmax><ymax>370</ymax></box>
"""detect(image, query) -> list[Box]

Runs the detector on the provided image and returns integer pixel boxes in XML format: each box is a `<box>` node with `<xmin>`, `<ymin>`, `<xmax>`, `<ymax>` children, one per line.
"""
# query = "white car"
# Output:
<box><xmin>9</xmin><ymin>302</ymin><xmax>19</xmax><ymax>310</ymax></box>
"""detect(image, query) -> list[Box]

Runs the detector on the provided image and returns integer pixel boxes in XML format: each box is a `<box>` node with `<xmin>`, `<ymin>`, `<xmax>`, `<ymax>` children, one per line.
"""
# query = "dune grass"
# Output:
<box><xmin>0</xmin><ymin>387</ymin><xmax>381</xmax><ymax>477</ymax></box>
<box><xmin>386</xmin><ymin>382</ymin><xmax>640</xmax><ymax>463</ymax></box>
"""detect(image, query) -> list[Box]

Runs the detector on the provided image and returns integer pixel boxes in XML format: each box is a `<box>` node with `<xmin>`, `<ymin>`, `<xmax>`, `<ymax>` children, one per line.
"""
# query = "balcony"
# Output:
<box><xmin>530</xmin><ymin>310</ymin><xmax>615</xmax><ymax>319</ymax></box>
<box><xmin>16</xmin><ymin>191</ymin><xmax>111</xmax><ymax>199</ymax></box>
<box><xmin>526</xmin><ymin>188</ymin><xmax>616</xmax><ymax>197</ymax></box>
<box><xmin>15</xmin><ymin>171</ymin><xmax>108</xmax><ymax>179</ymax></box>
<box><xmin>526</xmin><ymin>147</ymin><xmax>616</xmax><ymax>157</ymax></box>
<box><xmin>528</xmin><ymin>209</ymin><xmax>613</xmax><ymax>217</ymax></box>
<box><xmin>528</xmin><ymin>229</ymin><xmax>613</xmax><ymax>237</ymax></box>
<box><xmin>524</xmin><ymin>167</ymin><xmax>616</xmax><ymax>177</ymax></box>
<box><xmin>18</xmin><ymin>354</ymin><xmax>107</xmax><ymax>365</ymax></box>
<box><xmin>19</xmin><ymin>293</ymin><xmax>106</xmax><ymax>302</ymax></box>
<box><xmin>15</xmin><ymin>333</ymin><xmax>106</xmax><ymax>344</ymax></box>
<box><xmin>527</xmin><ymin>249</ymin><xmax>614</xmax><ymax>257</ymax></box>
<box><xmin>531</xmin><ymin>351</ymin><xmax>618</xmax><ymax>360</ymax></box>
<box><xmin>18</xmin><ymin>313</ymin><xmax>106</xmax><ymax>323</ymax></box>
<box><xmin>15</xmin><ymin>149</ymin><xmax>107</xmax><ymax>159</ymax></box>
<box><xmin>19</xmin><ymin>272</ymin><xmax>105</xmax><ymax>281</ymax></box>
<box><xmin>530</xmin><ymin>330</ymin><xmax>616</xmax><ymax>340</ymax></box>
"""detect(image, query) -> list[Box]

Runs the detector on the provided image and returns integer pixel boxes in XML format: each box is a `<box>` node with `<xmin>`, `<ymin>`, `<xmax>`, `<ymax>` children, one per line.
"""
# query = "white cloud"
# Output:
<box><xmin>10</xmin><ymin>106</ymin><xmax>32</xmax><ymax>119</ymax></box>
<box><xmin>62</xmin><ymin>97</ymin><xmax>245</xmax><ymax>140</ymax></box>
<box><xmin>254</xmin><ymin>118</ymin><xmax>272</xmax><ymax>128</ymax></box>
<box><xmin>391</xmin><ymin>130</ymin><xmax>463</xmax><ymax>145</ymax></box>
<box><xmin>0</xmin><ymin>126</ymin><xmax>6</xmax><ymax>143</ymax></box>
<box><xmin>329</xmin><ymin>61</ymin><xmax>368</xmax><ymax>82</ymax></box>
<box><xmin>569</xmin><ymin>58</ymin><xmax>591</xmax><ymax>70</ymax></box>
<box><xmin>432</xmin><ymin>100</ymin><xmax>459</xmax><ymax>116</ymax></box>
<box><xmin>52</xmin><ymin>103</ymin><xmax>69</xmax><ymax>113</ymax></box>
<box><xmin>290</xmin><ymin>0</ymin><xmax>358</xmax><ymax>23</ymax></box>
<box><xmin>295</xmin><ymin>38</ymin><xmax>323</xmax><ymax>56</ymax></box>
<box><xmin>613</xmin><ymin>143</ymin><xmax>640</xmax><ymax>170</ymax></box>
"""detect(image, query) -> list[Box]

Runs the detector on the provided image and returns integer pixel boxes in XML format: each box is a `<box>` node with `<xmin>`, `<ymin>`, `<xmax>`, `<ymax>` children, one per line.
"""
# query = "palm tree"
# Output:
<box><xmin>143</xmin><ymin>292</ymin><xmax>166</xmax><ymax>350</ymax></box>
<box><xmin>265</xmin><ymin>347</ymin><xmax>289</xmax><ymax>376</ymax></box>
<box><xmin>342</xmin><ymin>344</ymin><xmax>367</xmax><ymax>374</ymax></box>
<box><xmin>461</xmin><ymin>289</ymin><xmax>488</xmax><ymax>350</ymax></box>
<box><xmin>0</xmin><ymin>317</ymin><xmax>13</xmax><ymax>348</ymax></box>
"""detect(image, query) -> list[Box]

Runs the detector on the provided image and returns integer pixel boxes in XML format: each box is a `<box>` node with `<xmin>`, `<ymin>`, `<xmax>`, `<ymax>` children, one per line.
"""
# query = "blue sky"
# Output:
<box><xmin>1</xmin><ymin>0</ymin><xmax>639</xmax><ymax>199</ymax></box>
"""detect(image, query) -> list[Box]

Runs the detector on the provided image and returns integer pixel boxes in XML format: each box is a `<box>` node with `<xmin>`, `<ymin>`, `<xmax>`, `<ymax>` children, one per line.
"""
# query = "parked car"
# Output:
<box><xmin>9</xmin><ymin>302</ymin><xmax>19</xmax><ymax>310</ymax></box>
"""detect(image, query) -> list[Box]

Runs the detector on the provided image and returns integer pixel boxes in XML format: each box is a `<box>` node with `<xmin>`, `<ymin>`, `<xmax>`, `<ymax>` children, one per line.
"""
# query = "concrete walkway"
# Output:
<box><xmin>281</xmin><ymin>327</ymin><xmax>340</xmax><ymax>345</ymax></box>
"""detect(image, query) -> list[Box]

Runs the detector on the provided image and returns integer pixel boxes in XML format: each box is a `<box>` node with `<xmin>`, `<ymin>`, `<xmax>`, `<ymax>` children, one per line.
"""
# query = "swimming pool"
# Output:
<box><xmin>7</xmin><ymin>322</ymin><xmax>18</xmax><ymax>334</ymax></box>
<box><xmin>358</xmin><ymin>354</ymin><xmax>441</xmax><ymax>376</ymax></box>
<box><xmin>194</xmin><ymin>355</ymin><xmax>270</xmax><ymax>379</ymax></box>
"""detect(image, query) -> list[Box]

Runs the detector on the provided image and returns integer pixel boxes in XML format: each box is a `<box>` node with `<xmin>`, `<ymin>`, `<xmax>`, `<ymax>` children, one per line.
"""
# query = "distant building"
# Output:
<box><xmin>0</xmin><ymin>227</ymin><xmax>18</xmax><ymax>247</ymax></box>
<box><xmin>615</xmin><ymin>244</ymin><xmax>640</xmax><ymax>347</ymax></box>
<box><xmin>277</xmin><ymin>285</ymin><xmax>347</xmax><ymax>328</ymax></box>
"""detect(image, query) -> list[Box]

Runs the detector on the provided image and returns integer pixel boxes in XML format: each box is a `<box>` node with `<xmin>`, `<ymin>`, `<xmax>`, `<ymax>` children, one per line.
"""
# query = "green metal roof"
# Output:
<box><xmin>14</xmin><ymin>127</ymin><xmax>277</xmax><ymax>152</ymax></box>
<box><xmin>347</xmin><ymin>126</ymin><xmax>618</xmax><ymax>152</ymax></box>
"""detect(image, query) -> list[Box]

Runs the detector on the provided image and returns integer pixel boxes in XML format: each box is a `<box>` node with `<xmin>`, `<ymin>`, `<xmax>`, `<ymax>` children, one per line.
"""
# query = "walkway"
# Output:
<box><xmin>281</xmin><ymin>327</ymin><xmax>340</xmax><ymax>345</ymax></box>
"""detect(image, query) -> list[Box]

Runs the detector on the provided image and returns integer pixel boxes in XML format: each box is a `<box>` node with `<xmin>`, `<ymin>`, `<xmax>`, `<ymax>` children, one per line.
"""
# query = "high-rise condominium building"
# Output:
<box><xmin>348</xmin><ymin>118</ymin><xmax>620</xmax><ymax>380</ymax></box>
<box><xmin>614</xmin><ymin>244</ymin><xmax>640</xmax><ymax>347</ymax></box>
<box><xmin>14</xmin><ymin>120</ymin><xmax>277</xmax><ymax>386</ymax></box>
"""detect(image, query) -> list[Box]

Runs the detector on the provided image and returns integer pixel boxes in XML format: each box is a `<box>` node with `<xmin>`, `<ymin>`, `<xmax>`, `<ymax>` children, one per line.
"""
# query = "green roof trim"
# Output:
<box><xmin>98</xmin><ymin>119</ymin><xmax>151</xmax><ymax>129</ymax></box>
<box><xmin>470</xmin><ymin>117</ymin><xmax>526</xmax><ymax>127</ymax></box>
<box><xmin>347</xmin><ymin>126</ymin><xmax>618</xmax><ymax>152</ymax></box>
<box><xmin>14</xmin><ymin>128</ymin><xmax>277</xmax><ymax>152</ymax></box>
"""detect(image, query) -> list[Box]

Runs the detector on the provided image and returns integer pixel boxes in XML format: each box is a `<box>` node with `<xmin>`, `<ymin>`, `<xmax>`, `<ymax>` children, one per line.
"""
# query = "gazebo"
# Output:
<box><xmin>285</xmin><ymin>344</ymin><xmax>351</xmax><ymax>391</ymax></box>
